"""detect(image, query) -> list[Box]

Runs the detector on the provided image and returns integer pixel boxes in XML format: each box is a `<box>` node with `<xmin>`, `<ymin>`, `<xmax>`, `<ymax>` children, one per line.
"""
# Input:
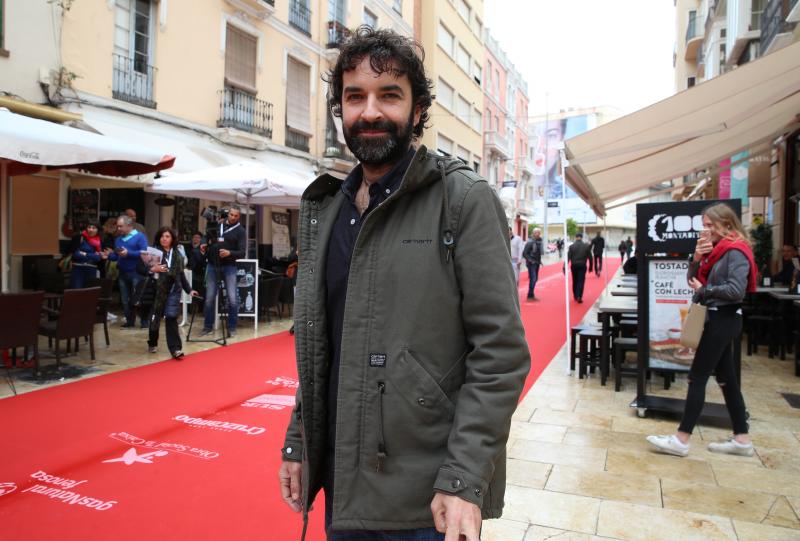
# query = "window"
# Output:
<box><xmin>225</xmin><ymin>24</ymin><xmax>258</xmax><ymax>91</ymax></box>
<box><xmin>363</xmin><ymin>7</ymin><xmax>378</xmax><ymax>28</ymax></box>
<box><xmin>472</xmin><ymin>15</ymin><xmax>482</xmax><ymax>38</ymax></box>
<box><xmin>456</xmin><ymin>0</ymin><xmax>470</xmax><ymax>23</ymax></box>
<box><xmin>393</xmin><ymin>0</ymin><xmax>402</xmax><ymax>14</ymax></box>
<box><xmin>437</xmin><ymin>78</ymin><xmax>454</xmax><ymax>110</ymax></box>
<box><xmin>456</xmin><ymin>44</ymin><xmax>470</xmax><ymax>73</ymax></box>
<box><xmin>286</xmin><ymin>57</ymin><xmax>312</xmax><ymax>151</ymax></box>
<box><xmin>456</xmin><ymin>95</ymin><xmax>470</xmax><ymax>125</ymax></box>
<box><xmin>472</xmin><ymin>159</ymin><xmax>480</xmax><ymax>174</ymax></box>
<box><xmin>750</xmin><ymin>0</ymin><xmax>764</xmax><ymax>31</ymax></box>
<box><xmin>437</xmin><ymin>23</ymin><xmax>454</xmax><ymax>57</ymax></box>
<box><xmin>113</xmin><ymin>0</ymin><xmax>156</xmax><ymax>107</ymax></box>
<box><xmin>329</xmin><ymin>0</ymin><xmax>345</xmax><ymax>23</ymax></box>
<box><xmin>493</xmin><ymin>69</ymin><xmax>500</xmax><ymax>96</ymax></box>
<box><xmin>472</xmin><ymin>61</ymin><xmax>481</xmax><ymax>85</ymax></box>
<box><xmin>456</xmin><ymin>145</ymin><xmax>470</xmax><ymax>165</ymax></box>
<box><xmin>471</xmin><ymin>107</ymin><xmax>481</xmax><ymax>132</ymax></box>
<box><xmin>687</xmin><ymin>76</ymin><xmax>696</xmax><ymax>88</ymax></box>
<box><xmin>437</xmin><ymin>134</ymin><xmax>453</xmax><ymax>156</ymax></box>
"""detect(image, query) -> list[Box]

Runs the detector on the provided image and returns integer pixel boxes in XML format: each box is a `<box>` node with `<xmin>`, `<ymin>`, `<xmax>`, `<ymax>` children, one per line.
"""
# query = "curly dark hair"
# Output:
<box><xmin>324</xmin><ymin>26</ymin><xmax>433</xmax><ymax>138</ymax></box>
<box><xmin>153</xmin><ymin>226</ymin><xmax>178</xmax><ymax>249</ymax></box>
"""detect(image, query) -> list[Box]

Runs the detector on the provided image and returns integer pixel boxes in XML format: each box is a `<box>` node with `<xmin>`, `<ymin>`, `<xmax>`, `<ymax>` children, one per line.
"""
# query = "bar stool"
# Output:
<box><xmin>618</xmin><ymin>319</ymin><xmax>638</xmax><ymax>338</ymax></box>
<box><xmin>570</xmin><ymin>324</ymin><xmax>590</xmax><ymax>371</ymax></box>
<box><xmin>578</xmin><ymin>328</ymin><xmax>604</xmax><ymax>382</ymax></box>
<box><xmin>613</xmin><ymin>337</ymin><xmax>637</xmax><ymax>391</ymax></box>
<box><xmin>746</xmin><ymin>314</ymin><xmax>783</xmax><ymax>358</ymax></box>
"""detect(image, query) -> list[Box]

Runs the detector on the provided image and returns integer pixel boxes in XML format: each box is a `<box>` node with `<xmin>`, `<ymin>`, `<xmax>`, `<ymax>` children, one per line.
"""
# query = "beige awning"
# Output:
<box><xmin>564</xmin><ymin>41</ymin><xmax>800</xmax><ymax>216</ymax></box>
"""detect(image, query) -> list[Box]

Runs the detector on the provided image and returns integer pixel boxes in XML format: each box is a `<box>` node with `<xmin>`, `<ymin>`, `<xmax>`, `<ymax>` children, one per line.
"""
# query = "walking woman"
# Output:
<box><xmin>147</xmin><ymin>227</ymin><xmax>198</xmax><ymax>359</ymax></box>
<box><xmin>69</xmin><ymin>223</ymin><xmax>110</xmax><ymax>288</ymax></box>
<box><xmin>647</xmin><ymin>203</ymin><xmax>757</xmax><ymax>457</ymax></box>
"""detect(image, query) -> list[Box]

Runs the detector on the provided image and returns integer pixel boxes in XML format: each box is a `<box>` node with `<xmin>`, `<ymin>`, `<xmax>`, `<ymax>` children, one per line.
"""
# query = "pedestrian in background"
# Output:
<box><xmin>509</xmin><ymin>226</ymin><xmax>524</xmax><ymax>286</ymax></box>
<box><xmin>647</xmin><ymin>202</ymin><xmax>756</xmax><ymax>458</ymax></box>
<box><xmin>625</xmin><ymin>236</ymin><xmax>634</xmax><ymax>260</ymax></box>
<box><xmin>568</xmin><ymin>232</ymin><xmax>591</xmax><ymax>303</ymax></box>
<box><xmin>68</xmin><ymin>222</ymin><xmax>109</xmax><ymax>289</ymax></box>
<box><xmin>523</xmin><ymin>227</ymin><xmax>543</xmax><ymax>300</ymax></box>
<box><xmin>618</xmin><ymin>239</ymin><xmax>627</xmax><ymax>262</ymax></box>
<box><xmin>591</xmin><ymin>231</ymin><xmax>605</xmax><ymax>276</ymax></box>
<box><xmin>115</xmin><ymin>214</ymin><xmax>148</xmax><ymax>328</ymax></box>
<box><xmin>147</xmin><ymin>226</ymin><xmax>198</xmax><ymax>359</ymax></box>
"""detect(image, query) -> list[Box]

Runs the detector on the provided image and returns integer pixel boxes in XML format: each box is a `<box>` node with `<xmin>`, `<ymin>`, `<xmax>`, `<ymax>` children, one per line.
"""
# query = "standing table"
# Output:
<box><xmin>597</xmin><ymin>296</ymin><xmax>637</xmax><ymax>385</ymax></box>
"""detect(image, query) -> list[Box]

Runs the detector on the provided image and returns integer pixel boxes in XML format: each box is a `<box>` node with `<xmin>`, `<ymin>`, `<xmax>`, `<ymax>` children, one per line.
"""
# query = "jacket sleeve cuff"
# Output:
<box><xmin>432</xmin><ymin>467</ymin><xmax>486</xmax><ymax>508</ymax></box>
<box><xmin>281</xmin><ymin>439</ymin><xmax>303</xmax><ymax>462</ymax></box>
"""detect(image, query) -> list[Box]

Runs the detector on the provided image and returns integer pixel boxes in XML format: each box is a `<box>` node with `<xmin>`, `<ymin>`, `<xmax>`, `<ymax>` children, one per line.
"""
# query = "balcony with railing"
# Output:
<box><xmin>685</xmin><ymin>12</ymin><xmax>704</xmax><ymax>60</ymax></box>
<box><xmin>789</xmin><ymin>0</ymin><xmax>800</xmax><ymax>22</ymax></box>
<box><xmin>484</xmin><ymin>131</ymin><xmax>511</xmax><ymax>160</ymax></box>
<box><xmin>324</xmin><ymin>118</ymin><xmax>354</xmax><ymax>162</ymax></box>
<box><xmin>217</xmin><ymin>87</ymin><xmax>273</xmax><ymax>138</ymax></box>
<box><xmin>327</xmin><ymin>20</ymin><xmax>350</xmax><ymax>49</ymax></box>
<box><xmin>286</xmin><ymin>127</ymin><xmax>310</xmax><ymax>152</ymax></box>
<box><xmin>761</xmin><ymin>0</ymin><xmax>796</xmax><ymax>54</ymax></box>
<box><xmin>289</xmin><ymin>1</ymin><xmax>312</xmax><ymax>36</ymax></box>
<box><xmin>112</xmin><ymin>53</ymin><xmax>157</xmax><ymax>109</ymax></box>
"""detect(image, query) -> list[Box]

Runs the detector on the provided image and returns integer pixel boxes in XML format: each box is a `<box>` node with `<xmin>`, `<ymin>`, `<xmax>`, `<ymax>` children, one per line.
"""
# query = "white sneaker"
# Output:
<box><xmin>646</xmin><ymin>434</ymin><xmax>689</xmax><ymax>457</ymax></box>
<box><xmin>708</xmin><ymin>437</ymin><xmax>754</xmax><ymax>457</ymax></box>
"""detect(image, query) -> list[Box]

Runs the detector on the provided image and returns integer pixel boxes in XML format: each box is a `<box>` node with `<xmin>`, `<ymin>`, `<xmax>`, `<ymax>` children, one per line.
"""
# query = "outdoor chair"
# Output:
<box><xmin>38</xmin><ymin>287</ymin><xmax>101</xmax><ymax>371</ymax></box>
<box><xmin>613</xmin><ymin>337</ymin><xmax>638</xmax><ymax>392</ymax></box>
<box><xmin>35</xmin><ymin>258</ymin><xmax>65</xmax><ymax>293</ymax></box>
<box><xmin>87</xmin><ymin>278</ymin><xmax>114</xmax><ymax>347</ymax></box>
<box><xmin>259</xmin><ymin>277</ymin><xmax>283</xmax><ymax>323</ymax></box>
<box><xmin>0</xmin><ymin>291</ymin><xmax>44</xmax><ymax>393</ymax></box>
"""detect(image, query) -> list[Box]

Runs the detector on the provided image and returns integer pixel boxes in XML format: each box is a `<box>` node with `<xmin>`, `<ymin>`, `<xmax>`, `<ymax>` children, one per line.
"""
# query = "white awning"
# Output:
<box><xmin>564</xmin><ymin>41</ymin><xmax>800</xmax><ymax>216</ymax></box>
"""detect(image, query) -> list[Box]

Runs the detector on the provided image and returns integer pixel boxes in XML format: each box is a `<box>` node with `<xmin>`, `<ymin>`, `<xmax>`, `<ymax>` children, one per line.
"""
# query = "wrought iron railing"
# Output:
<box><xmin>289</xmin><ymin>1</ymin><xmax>312</xmax><ymax>35</ymax></box>
<box><xmin>217</xmin><ymin>87</ymin><xmax>273</xmax><ymax>138</ymax></box>
<box><xmin>112</xmin><ymin>53</ymin><xmax>157</xmax><ymax>108</ymax></box>
<box><xmin>286</xmin><ymin>127</ymin><xmax>310</xmax><ymax>152</ymax></box>
<box><xmin>324</xmin><ymin>118</ymin><xmax>354</xmax><ymax>161</ymax></box>
<box><xmin>327</xmin><ymin>20</ymin><xmax>350</xmax><ymax>48</ymax></box>
<box><xmin>761</xmin><ymin>0</ymin><xmax>790</xmax><ymax>52</ymax></box>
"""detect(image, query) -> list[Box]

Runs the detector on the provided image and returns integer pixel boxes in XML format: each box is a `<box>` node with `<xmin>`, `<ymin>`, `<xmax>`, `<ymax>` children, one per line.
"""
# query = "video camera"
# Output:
<box><xmin>201</xmin><ymin>206</ymin><xmax>229</xmax><ymax>242</ymax></box>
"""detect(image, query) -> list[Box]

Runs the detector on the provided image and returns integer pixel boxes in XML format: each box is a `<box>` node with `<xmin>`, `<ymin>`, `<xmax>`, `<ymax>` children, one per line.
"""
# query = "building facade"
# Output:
<box><xmin>415</xmin><ymin>0</ymin><xmax>484</xmax><ymax>175</ymax></box>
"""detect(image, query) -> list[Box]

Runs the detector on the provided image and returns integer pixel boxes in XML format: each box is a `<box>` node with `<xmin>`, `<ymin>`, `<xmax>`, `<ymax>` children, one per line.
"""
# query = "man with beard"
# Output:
<box><xmin>278</xmin><ymin>27</ymin><xmax>530</xmax><ymax>541</ymax></box>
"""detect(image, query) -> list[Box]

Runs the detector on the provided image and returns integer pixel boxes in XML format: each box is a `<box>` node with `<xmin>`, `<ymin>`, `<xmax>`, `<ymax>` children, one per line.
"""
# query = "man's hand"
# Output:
<box><xmin>219</xmin><ymin>248</ymin><xmax>231</xmax><ymax>258</ymax></box>
<box><xmin>431</xmin><ymin>493</ymin><xmax>481</xmax><ymax>541</ymax></box>
<box><xmin>278</xmin><ymin>460</ymin><xmax>303</xmax><ymax>513</ymax></box>
<box><xmin>117</xmin><ymin>247</ymin><xmax>128</xmax><ymax>258</ymax></box>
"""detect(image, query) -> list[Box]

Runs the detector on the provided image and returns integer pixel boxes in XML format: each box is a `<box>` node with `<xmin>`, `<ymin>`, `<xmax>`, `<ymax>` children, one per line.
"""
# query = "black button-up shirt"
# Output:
<box><xmin>325</xmin><ymin>148</ymin><xmax>415</xmax><ymax>455</ymax></box>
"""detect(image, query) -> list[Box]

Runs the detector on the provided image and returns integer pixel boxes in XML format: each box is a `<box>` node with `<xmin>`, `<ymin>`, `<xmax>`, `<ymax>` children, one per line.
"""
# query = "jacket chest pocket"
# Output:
<box><xmin>362</xmin><ymin>349</ymin><xmax>456</xmax><ymax>469</ymax></box>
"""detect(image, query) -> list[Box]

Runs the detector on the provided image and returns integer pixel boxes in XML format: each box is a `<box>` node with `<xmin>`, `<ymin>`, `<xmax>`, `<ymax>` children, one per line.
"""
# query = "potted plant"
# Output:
<box><xmin>750</xmin><ymin>221</ymin><xmax>773</xmax><ymax>286</ymax></box>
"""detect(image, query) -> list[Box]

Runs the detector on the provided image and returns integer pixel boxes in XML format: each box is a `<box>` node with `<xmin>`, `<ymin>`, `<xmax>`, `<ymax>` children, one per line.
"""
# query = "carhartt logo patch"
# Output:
<box><xmin>401</xmin><ymin>239</ymin><xmax>433</xmax><ymax>245</ymax></box>
<box><xmin>369</xmin><ymin>353</ymin><xmax>387</xmax><ymax>367</ymax></box>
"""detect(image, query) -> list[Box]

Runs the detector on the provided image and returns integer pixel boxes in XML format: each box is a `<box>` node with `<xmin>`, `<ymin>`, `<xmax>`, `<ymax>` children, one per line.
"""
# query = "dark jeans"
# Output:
<box><xmin>678</xmin><ymin>308</ymin><xmax>748</xmax><ymax>435</ymax></box>
<box><xmin>593</xmin><ymin>254</ymin><xmax>602</xmax><ymax>274</ymax></box>
<box><xmin>204</xmin><ymin>264</ymin><xmax>238</xmax><ymax>331</ymax></box>
<box><xmin>526</xmin><ymin>262</ymin><xmax>540</xmax><ymax>297</ymax></box>
<box><xmin>68</xmin><ymin>265</ymin><xmax>98</xmax><ymax>289</ymax></box>
<box><xmin>118</xmin><ymin>271</ymin><xmax>144</xmax><ymax>327</ymax></box>
<box><xmin>148</xmin><ymin>313</ymin><xmax>182</xmax><ymax>352</ymax></box>
<box><xmin>570</xmin><ymin>263</ymin><xmax>587</xmax><ymax>300</ymax></box>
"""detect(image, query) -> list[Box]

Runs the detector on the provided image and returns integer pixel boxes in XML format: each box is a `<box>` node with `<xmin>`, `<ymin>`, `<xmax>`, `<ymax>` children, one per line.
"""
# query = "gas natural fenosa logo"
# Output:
<box><xmin>242</xmin><ymin>393</ymin><xmax>296</xmax><ymax>411</ymax></box>
<box><xmin>173</xmin><ymin>414</ymin><xmax>266</xmax><ymax>435</ymax></box>
<box><xmin>0</xmin><ymin>482</ymin><xmax>17</xmax><ymax>496</ymax></box>
<box><xmin>108</xmin><ymin>432</ymin><xmax>220</xmax><ymax>460</ymax></box>
<box><xmin>103</xmin><ymin>448</ymin><xmax>169</xmax><ymax>466</ymax></box>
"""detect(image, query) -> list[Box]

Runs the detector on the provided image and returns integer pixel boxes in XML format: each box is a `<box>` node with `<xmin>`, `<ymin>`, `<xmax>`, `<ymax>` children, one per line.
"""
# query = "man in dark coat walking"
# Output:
<box><xmin>522</xmin><ymin>227</ymin><xmax>543</xmax><ymax>300</ymax></box>
<box><xmin>568</xmin><ymin>233</ymin><xmax>592</xmax><ymax>303</ymax></box>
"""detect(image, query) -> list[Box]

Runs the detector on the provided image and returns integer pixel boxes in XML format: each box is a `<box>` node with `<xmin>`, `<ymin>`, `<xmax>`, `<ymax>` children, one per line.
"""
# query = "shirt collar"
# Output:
<box><xmin>341</xmin><ymin>147</ymin><xmax>415</xmax><ymax>202</ymax></box>
<box><xmin>122</xmin><ymin>229</ymin><xmax>139</xmax><ymax>242</ymax></box>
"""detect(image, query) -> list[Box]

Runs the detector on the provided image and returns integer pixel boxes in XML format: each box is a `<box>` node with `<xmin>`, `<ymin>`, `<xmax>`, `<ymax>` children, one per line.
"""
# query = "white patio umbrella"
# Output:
<box><xmin>147</xmin><ymin>160</ymin><xmax>313</xmax><ymax>257</ymax></box>
<box><xmin>0</xmin><ymin>108</ymin><xmax>175</xmax><ymax>292</ymax></box>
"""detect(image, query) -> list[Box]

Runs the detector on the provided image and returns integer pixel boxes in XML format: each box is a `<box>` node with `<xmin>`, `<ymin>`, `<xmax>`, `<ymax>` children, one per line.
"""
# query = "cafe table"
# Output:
<box><xmin>596</xmin><ymin>295</ymin><xmax>638</xmax><ymax>385</ymax></box>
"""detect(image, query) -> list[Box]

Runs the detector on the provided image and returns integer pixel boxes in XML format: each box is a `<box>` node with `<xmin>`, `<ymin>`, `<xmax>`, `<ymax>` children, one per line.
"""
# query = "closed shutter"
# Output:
<box><xmin>225</xmin><ymin>24</ymin><xmax>257</xmax><ymax>93</ymax></box>
<box><xmin>286</xmin><ymin>57</ymin><xmax>312</xmax><ymax>135</ymax></box>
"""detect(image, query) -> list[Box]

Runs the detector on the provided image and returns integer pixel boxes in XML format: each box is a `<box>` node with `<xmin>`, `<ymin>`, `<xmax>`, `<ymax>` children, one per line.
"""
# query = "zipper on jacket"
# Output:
<box><xmin>376</xmin><ymin>381</ymin><xmax>387</xmax><ymax>472</ymax></box>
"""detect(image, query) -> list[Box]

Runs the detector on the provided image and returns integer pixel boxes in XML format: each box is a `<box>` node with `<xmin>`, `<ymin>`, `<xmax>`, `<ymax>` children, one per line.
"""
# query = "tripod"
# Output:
<box><xmin>186</xmin><ymin>241</ymin><xmax>230</xmax><ymax>346</ymax></box>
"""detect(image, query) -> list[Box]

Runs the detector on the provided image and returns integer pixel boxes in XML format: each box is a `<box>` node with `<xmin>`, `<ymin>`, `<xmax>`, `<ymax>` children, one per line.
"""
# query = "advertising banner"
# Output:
<box><xmin>271</xmin><ymin>212</ymin><xmax>291</xmax><ymax>259</ymax></box>
<box><xmin>730</xmin><ymin>151</ymin><xmax>749</xmax><ymax>205</ymax></box>
<box><xmin>718</xmin><ymin>158</ymin><xmax>731</xmax><ymax>199</ymax></box>
<box><xmin>235</xmin><ymin>259</ymin><xmax>258</xmax><ymax>318</ymax></box>
<box><xmin>648</xmin><ymin>259</ymin><xmax>695</xmax><ymax>368</ymax></box>
<box><xmin>636</xmin><ymin>199</ymin><xmax>742</xmax><ymax>254</ymax></box>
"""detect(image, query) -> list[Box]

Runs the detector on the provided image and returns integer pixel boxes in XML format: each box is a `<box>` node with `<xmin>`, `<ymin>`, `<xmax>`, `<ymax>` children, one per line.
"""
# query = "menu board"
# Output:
<box><xmin>175</xmin><ymin>197</ymin><xmax>199</xmax><ymax>243</ymax></box>
<box><xmin>69</xmin><ymin>189</ymin><xmax>100</xmax><ymax>231</ymax></box>
<box><xmin>272</xmin><ymin>212</ymin><xmax>291</xmax><ymax>259</ymax></box>
<box><xmin>648</xmin><ymin>259</ymin><xmax>695</xmax><ymax>369</ymax></box>
<box><xmin>235</xmin><ymin>259</ymin><xmax>258</xmax><ymax>320</ymax></box>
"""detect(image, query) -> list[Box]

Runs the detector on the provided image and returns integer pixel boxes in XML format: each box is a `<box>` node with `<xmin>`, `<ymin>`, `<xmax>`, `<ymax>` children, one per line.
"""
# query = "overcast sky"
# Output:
<box><xmin>483</xmin><ymin>0</ymin><xmax>677</xmax><ymax>118</ymax></box>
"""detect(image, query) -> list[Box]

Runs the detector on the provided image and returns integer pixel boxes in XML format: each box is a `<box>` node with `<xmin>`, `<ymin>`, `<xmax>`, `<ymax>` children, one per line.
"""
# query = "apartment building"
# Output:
<box><xmin>0</xmin><ymin>0</ymin><xmax>416</xmax><ymax>290</ymax></box>
<box><xmin>483</xmin><ymin>29</ymin><xmax>531</xmax><ymax>236</ymax></box>
<box><xmin>673</xmin><ymin>0</ymin><xmax>800</xmax><ymax>252</ymax></box>
<box><xmin>415</xmin><ymin>0</ymin><xmax>484</xmax><ymax>174</ymax></box>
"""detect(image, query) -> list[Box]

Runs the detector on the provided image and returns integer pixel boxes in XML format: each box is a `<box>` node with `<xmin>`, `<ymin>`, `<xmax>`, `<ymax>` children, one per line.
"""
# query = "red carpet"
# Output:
<box><xmin>0</xmin><ymin>258</ymin><xmax>618</xmax><ymax>539</ymax></box>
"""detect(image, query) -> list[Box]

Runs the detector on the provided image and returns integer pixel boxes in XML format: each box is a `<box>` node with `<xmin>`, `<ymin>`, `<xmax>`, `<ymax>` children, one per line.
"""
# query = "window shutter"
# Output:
<box><xmin>225</xmin><ymin>24</ymin><xmax>257</xmax><ymax>92</ymax></box>
<box><xmin>286</xmin><ymin>57</ymin><xmax>312</xmax><ymax>135</ymax></box>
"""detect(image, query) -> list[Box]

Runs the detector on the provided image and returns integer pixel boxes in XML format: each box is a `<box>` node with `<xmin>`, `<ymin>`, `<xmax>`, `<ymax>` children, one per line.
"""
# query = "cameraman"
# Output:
<box><xmin>199</xmin><ymin>206</ymin><xmax>245</xmax><ymax>337</ymax></box>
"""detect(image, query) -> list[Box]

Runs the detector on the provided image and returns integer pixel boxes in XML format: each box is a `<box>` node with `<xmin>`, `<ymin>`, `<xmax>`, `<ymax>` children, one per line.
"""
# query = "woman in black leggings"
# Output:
<box><xmin>647</xmin><ymin>203</ymin><xmax>756</xmax><ymax>457</ymax></box>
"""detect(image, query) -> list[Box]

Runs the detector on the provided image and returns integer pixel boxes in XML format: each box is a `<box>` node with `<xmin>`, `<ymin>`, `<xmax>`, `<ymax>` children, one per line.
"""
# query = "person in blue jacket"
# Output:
<box><xmin>114</xmin><ymin>214</ymin><xmax>148</xmax><ymax>328</ymax></box>
<box><xmin>69</xmin><ymin>223</ymin><xmax>110</xmax><ymax>289</ymax></box>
